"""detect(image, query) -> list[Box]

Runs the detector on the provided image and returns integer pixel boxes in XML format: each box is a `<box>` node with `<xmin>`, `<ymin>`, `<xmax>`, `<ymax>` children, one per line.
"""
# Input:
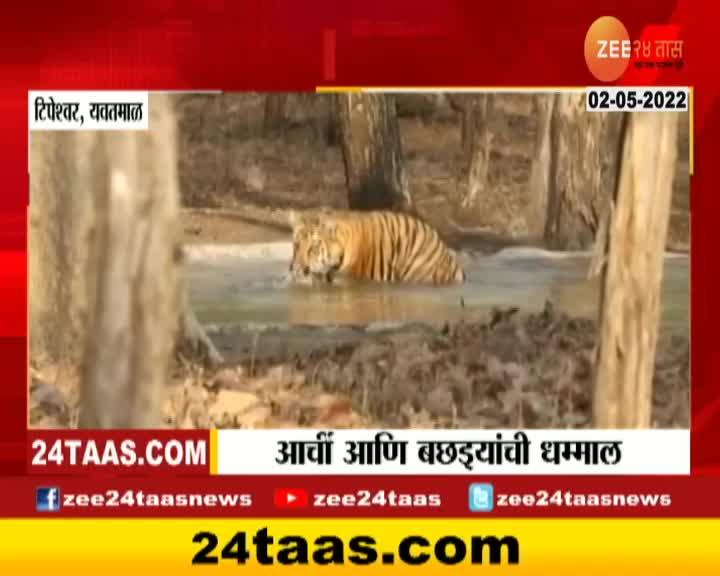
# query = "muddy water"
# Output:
<box><xmin>186</xmin><ymin>243</ymin><xmax>689</xmax><ymax>342</ymax></box>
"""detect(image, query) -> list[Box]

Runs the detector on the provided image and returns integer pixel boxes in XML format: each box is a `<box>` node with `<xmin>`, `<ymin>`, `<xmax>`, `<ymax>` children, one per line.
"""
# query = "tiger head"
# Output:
<box><xmin>288</xmin><ymin>210</ymin><xmax>345</xmax><ymax>284</ymax></box>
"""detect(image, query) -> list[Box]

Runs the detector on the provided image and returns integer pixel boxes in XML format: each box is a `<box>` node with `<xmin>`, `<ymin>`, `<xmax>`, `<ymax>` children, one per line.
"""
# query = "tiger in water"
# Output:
<box><xmin>288</xmin><ymin>209</ymin><xmax>466</xmax><ymax>285</ymax></box>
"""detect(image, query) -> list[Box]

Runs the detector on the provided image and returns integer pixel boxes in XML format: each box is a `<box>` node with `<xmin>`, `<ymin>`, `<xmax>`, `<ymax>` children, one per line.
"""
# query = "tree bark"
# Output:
<box><xmin>263</xmin><ymin>94</ymin><xmax>288</xmax><ymax>135</ymax></box>
<box><xmin>324</xmin><ymin>94</ymin><xmax>341</xmax><ymax>147</ymax></box>
<box><xmin>593</xmin><ymin>111</ymin><xmax>679</xmax><ymax>428</ymax></box>
<box><xmin>29</xmin><ymin>131</ymin><xmax>90</xmax><ymax>368</ymax></box>
<box><xmin>445</xmin><ymin>94</ymin><xmax>471</xmax><ymax>155</ymax></box>
<box><xmin>338</xmin><ymin>93</ymin><xmax>412</xmax><ymax>211</ymax></box>
<box><xmin>527</xmin><ymin>93</ymin><xmax>623</xmax><ymax>249</ymax></box>
<box><xmin>29</xmin><ymin>94</ymin><xmax>222</xmax><ymax>429</ymax></box>
<box><xmin>526</xmin><ymin>95</ymin><xmax>555</xmax><ymax>238</ymax></box>
<box><xmin>462</xmin><ymin>95</ymin><xmax>493</xmax><ymax>208</ymax></box>
<box><xmin>79</xmin><ymin>94</ymin><xmax>183</xmax><ymax>428</ymax></box>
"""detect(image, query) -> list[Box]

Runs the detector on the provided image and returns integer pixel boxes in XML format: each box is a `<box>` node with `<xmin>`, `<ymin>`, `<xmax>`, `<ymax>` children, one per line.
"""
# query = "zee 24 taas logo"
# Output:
<box><xmin>584</xmin><ymin>16</ymin><xmax>685</xmax><ymax>82</ymax></box>
<box><xmin>36</xmin><ymin>487</ymin><xmax>62</xmax><ymax>512</ymax></box>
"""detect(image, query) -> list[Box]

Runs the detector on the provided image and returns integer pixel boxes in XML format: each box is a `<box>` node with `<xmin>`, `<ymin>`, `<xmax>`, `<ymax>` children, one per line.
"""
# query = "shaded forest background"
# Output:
<box><xmin>174</xmin><ymin>93</ymin><xmax>690</xmax><ymax>252</ymax></box>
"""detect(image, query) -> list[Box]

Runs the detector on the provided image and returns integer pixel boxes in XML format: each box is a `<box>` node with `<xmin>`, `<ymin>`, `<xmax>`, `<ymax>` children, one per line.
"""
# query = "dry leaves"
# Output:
<box><xmin>29</xmin><ymin>304</ymin><xmax>689</xmax><ymax>431</ymax></box>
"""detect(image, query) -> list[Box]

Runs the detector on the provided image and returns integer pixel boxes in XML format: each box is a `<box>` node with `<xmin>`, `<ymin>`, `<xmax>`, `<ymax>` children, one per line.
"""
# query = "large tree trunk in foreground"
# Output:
<box><xmin>30</xmin><ymin>94</ymin><xmax>221</xmax><ymax>429</ymax></box>
<box><xmin>338</xmin><ymin>93</ymin><xmax>412</xmax><ymax>211</ymax></box>
<box><xmin>527</xmin><ymin>93</ymin><xmax>624</xmax><ymax>249</ymax></box>
<box><xmin>593</xmin><ymin>112</ymin><xmax>679</xmax><ymax>428</ymax></box>
<box><xmin>462</xmin><ymin>95</ymin><xmax>493</xmax><ymax>208</ymax></box>
<box><xmin>78</xmin><ymin>95</ymin><xmax>182</xmax><ymax>428</ymax></box>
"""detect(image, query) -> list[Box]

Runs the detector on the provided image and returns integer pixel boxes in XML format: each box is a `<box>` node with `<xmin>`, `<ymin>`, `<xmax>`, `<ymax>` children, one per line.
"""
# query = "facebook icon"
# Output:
<box><xmin>468</xmin><ymin>483</ymin><xmax>494</xmax><ymax>512</ymax></box>
<box><xmin>36</xmin><ymin>487</ymin><xmax>61</xmax><ymax>512</ymax></box>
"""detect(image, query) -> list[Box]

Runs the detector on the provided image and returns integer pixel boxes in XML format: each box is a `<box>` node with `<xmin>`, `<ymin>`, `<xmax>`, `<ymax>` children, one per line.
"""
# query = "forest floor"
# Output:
<box><xmin>29</xmin><ymin>93</ymin><xmax>690</xmax><ymax>430</ymax></box>
<box><xmin>31</xmin><ymin>303</ymin><xmax>689</xmax><ymax>430</ymax></box>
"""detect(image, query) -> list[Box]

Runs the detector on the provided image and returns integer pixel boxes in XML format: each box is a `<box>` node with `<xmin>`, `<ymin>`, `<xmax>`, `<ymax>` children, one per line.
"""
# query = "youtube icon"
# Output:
<box><xmin>274</xmin><ymin>488</ymin><xmax>309</xmax><ymax>509</ymax></box>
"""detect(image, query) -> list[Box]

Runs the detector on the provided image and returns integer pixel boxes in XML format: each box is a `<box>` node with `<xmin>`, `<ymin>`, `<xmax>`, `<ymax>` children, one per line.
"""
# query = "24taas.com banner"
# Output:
<box><xmin>3</xmin><ymin>2</ymin><xmax>720</xmax><ymax>576</ymax></box>
<box><xmin>1</xmin><ymin>518</ymin><xmax>719</xmax><ymax>574</ymax></box>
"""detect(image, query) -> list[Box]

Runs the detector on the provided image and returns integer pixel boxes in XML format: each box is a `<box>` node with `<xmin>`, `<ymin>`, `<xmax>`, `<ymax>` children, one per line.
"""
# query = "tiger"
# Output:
<box><xmin>288</xmin><ymin>209</ymin><xmax>466</xmax><ymax>285</ymax></box>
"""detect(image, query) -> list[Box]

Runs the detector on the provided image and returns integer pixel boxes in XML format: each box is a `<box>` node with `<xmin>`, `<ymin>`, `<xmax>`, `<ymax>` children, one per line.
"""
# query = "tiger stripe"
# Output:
<box><xmin>289</xmin><ymin>209</ymin><xmax>466</xmax><ymax>285</ymax></box>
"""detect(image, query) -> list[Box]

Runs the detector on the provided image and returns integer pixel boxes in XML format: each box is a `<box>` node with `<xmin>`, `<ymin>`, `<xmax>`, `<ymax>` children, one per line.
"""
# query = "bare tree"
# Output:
<box><xmin>527</xmin><ymin>93</ymin><xmax>624</xmax><ymax>249</ymax></box>
<box><xmin>337</xmin><ymin>93</ymin><xmax>412</xmax><ymax>211</ymax></box>
<box><xmin>462</xmin><ymin>95</ymin><xmax>494</xmax><ymax>208</ymax></box>
<box><xmin>593</xmin><ymin>111</ymin><xmax>679</xmax><ymax>428</ymax></box>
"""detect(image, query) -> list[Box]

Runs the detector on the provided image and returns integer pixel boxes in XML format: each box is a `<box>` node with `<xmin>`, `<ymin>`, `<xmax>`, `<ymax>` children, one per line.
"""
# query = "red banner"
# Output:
<box><xmin>4</xmin><ymin>475</ymin><xmax>720</xmax><ymax>518</ymax></box>
<box><xmin>1</xmin><ymin>1</ymin><xmax>718</xmax><ymax>487</ymax></box>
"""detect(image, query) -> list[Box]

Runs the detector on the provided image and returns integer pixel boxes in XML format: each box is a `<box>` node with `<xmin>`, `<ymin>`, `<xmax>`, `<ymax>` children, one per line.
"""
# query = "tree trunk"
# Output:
<box><xmin>445</xmin><ymin>94</ymin><xmax>470</xmax><ymax>153</ymax></box>
<box><xmin>461</xmin><ymin>105</ymin><xmax>473</xmax><ymax>160</ymax></box>
<box><xmin>29</xmin><ymin>94</ymin><xmax>222</xmax><ymax>429</ymax></box>
<box><xmin>324</xmin><ymin>94</ymin><xmax>340</xmax><ymax>147</ymax></box>
<box><xmin>263</xmin><ymin>94</ymin><xmax>288</xmax><ymax>135</ymax></box>
<box><xmin>29</xmin><ymin>131</ymin><xmax>90</xmax><ymax>369</ymax></box>
<box><xmin>526</xmin><ymin>95</ymin><xmax>555</xmax><ymax>238</ymax></box>
<box><xmin>462</xmin><ymin>95</ymin><xmax>493</xmax><ymax>208</ymax></box>
<box><xmin>338</xmin><ymin>93</ymin><xmax>412</xmax><ymax>211</ymax></box>
<box><xmin>593</xmin><ymin>111</ymin><xmax>679</xmax><ymax>428</ymax></box>
<box><xmin>78</xmin><ymin>94</ymin><xmax>183</xmax><ymax>428</ymax></box>
<box><xmin>527</xmin><ymin>93</ymin><xmax>624</xmax><ymax>249</ymax></box>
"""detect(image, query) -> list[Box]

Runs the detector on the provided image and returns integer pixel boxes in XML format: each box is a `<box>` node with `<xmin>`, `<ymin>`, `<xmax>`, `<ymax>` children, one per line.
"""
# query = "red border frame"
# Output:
<box><xmin>2</xmin><ymin>0</ymin><xmax>718</xmax><ymax>478</ymax></box>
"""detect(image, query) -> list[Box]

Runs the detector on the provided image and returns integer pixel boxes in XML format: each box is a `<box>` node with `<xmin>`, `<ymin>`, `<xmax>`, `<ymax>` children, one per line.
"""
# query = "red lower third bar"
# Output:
<box><xmin>1</xmin><ymin>476</ymin><xmax>719</xmax><ymax>517</ymax></box>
